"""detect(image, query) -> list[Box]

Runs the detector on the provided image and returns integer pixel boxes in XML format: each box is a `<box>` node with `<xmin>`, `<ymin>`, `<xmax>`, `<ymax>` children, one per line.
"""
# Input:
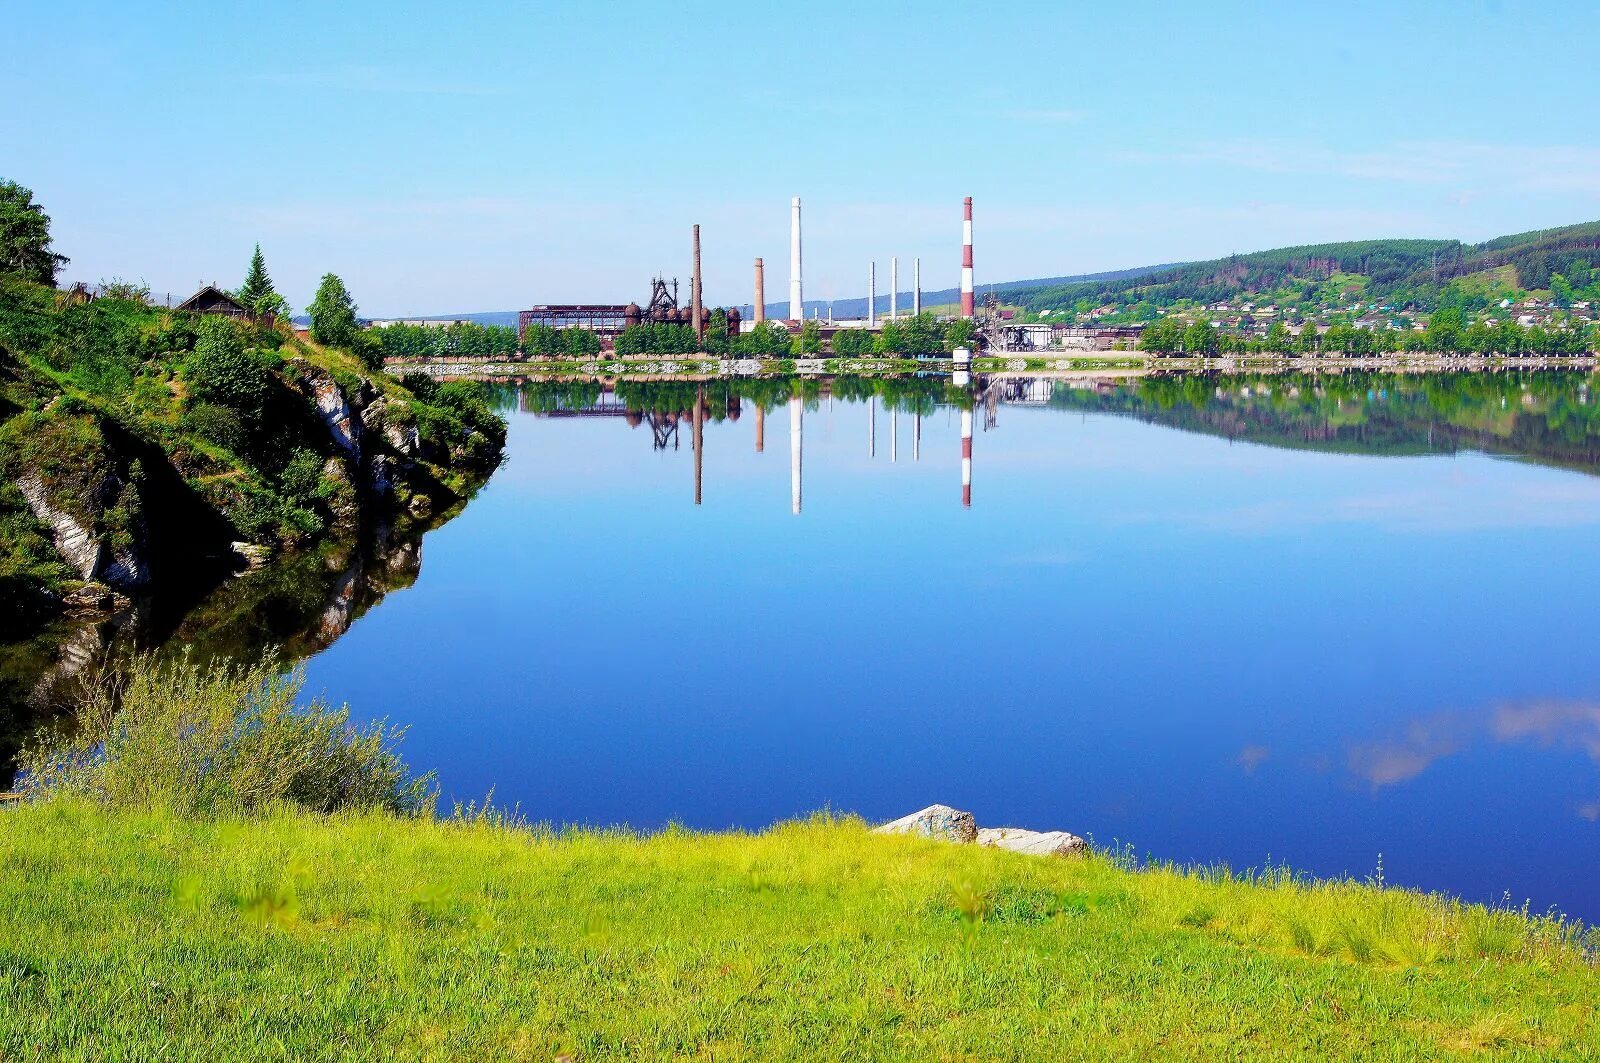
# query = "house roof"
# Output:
<box><xmin>175</xmin><ymin>285</ymin><xmax>248</xmax><ymax>314</ymax></box>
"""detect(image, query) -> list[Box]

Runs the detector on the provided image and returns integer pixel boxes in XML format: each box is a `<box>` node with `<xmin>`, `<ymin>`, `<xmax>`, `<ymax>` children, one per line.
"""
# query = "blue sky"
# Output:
<box><xmin>6</xmin><ymin>0</ymin><xmax>1600</xmax><ymax>316</ymax></box>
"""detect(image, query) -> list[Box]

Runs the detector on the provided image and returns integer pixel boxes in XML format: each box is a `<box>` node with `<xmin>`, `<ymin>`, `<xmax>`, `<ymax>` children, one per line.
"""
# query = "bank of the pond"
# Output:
<box><xmin>0</xmin><ymin>803</ymin><xmax>1593</xmax><ymax>1060</ymax></box>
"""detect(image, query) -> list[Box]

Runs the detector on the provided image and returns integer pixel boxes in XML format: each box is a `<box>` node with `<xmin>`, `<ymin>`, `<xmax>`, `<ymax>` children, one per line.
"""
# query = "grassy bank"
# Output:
<box><xmin>0</xmin><ymin>804</ymin><xmax>1594</xmax><ymax>1060</ymax></box>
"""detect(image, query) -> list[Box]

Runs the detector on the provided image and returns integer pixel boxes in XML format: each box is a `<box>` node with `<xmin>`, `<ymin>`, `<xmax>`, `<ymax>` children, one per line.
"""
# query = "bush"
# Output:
<box><xmin>183</xmin><ymin>401</ymin><xmax>246</xmax><ymax>453</ymax></box>
<box><xmin>19</xmin><ymin>652</ymin><xmax>434</xmax><ymax>816</ymax></box>
<box><xmin>187</xmin><ymin>317</ymin><xmax>269</xmax><ymax>416</ymax></box>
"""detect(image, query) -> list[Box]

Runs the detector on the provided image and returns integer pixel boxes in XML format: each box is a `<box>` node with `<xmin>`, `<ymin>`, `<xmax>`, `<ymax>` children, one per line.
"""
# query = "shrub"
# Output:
<box><xmin>19</xmin><ymin>652</ymin><xmax>434</xmax><ymax>816</ymax></box>
<box><xmin>187</xmin><ymin>317</ymin><xmax>269</xmax><ymax>416</ymax></box>
<box><xmin>183</xmin><ymin>401</ymin><xmax>246</xmax><ymax>453</ymax></box>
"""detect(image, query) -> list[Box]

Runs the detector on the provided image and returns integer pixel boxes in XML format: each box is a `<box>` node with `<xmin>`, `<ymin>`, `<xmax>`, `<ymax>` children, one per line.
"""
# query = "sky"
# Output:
<box><xmin>6</xmin><ymin>0</ymin><xmax>1600</xmax><ymax>316</ymax></box>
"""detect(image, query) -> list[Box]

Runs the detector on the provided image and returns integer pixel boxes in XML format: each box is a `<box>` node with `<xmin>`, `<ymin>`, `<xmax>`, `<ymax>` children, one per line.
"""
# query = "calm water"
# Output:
<box><xmin>11</xmin><ymin>372</ymin><xmax>1600</xmax><ymax>917</ymax></box>
<box><xmin>286</xmin><ymin>373</ymin><xmax>1600</xmax><ymax>918</ymax></box>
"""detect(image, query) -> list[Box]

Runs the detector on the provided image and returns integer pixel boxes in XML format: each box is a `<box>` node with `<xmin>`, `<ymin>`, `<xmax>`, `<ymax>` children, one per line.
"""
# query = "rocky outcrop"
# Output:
<box><xmin>976</xmin><ymin>827</ymin><xmax>1089</xmax><ymax>858</ymax></box>
<box><xmin>875</xmin><ymin>804</ymin><xmax>978</xmax><ymax>843</ymax></box>
<box><xmin>293</xmin><ymin>361</ymin><xmax>364</xmax><ymax>462</ymax></box>
<box><xmin>17</xmin><ymin>473</ymin><xmax>149</xmax><ymax>591</ymax></box>
<box><xmin>877</xmin><ymin>804</ymin><xmax>1087</xmax><ymax>858</ymax></box>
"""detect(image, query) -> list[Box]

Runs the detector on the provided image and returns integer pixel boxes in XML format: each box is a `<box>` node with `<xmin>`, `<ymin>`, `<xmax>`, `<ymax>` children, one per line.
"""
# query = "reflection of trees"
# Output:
<box><xmin>514</xmin><ymin>376</ymin><xmax>976</xmax><ymax>420</ymax></box>
<box><xmin>1071</xmin><ymin>371</ymin><xmax>1600</xmax><ymax>471</ymax></box>
<box><xmin>0</xmin><ymin>514</ymin><xmax>440</xmax><ymax>787</ymax></box>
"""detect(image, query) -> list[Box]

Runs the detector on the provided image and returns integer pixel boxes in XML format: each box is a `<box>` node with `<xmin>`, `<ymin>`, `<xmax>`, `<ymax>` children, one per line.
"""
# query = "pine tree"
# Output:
<box><xmin>237</xmin><ymin>244</ymin><xmax>275</xmax><ymax>308</ymax></box>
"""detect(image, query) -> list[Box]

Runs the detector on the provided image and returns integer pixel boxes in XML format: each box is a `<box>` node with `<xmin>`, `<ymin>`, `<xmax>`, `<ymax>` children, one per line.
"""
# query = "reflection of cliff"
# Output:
<box><xmin>1052</xmin><ymin>373</ymin><xmax>1600</xmax><ymax>474</ymax></box>
<box><xmin>0</xmin><ymin>521</ymin><xmax>429</xmax><ymax>788</ymax></box>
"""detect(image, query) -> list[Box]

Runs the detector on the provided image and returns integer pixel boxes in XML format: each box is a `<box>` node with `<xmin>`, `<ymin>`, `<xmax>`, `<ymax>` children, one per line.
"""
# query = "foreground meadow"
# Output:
<box><xmin>0</xmin><ymin>802</ymin><xmax>1595</xmax><ymax>1061</ymax></box>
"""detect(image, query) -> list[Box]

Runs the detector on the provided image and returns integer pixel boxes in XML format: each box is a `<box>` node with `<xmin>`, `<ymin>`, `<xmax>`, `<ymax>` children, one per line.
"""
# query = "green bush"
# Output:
<box><xmin>186</xmin><ymin>317</ymin><xmax>268</xmax><ymax>416</ymax></box>
<box><xmin>182</xmin><ymin>401</ymin><xmax>246</xmax><ymax>453</ymax></box>
<box><xmin>18</xmin><ymin>652</ymin><xmax>433</xmax><ymax>816</ymax></box>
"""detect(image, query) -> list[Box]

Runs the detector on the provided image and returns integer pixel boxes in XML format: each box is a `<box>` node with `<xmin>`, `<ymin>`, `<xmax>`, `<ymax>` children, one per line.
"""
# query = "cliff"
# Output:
<box><xmin>0</xmin><ymin>279</ymin><xmax>504</xmax><ymax>635</ymax></box>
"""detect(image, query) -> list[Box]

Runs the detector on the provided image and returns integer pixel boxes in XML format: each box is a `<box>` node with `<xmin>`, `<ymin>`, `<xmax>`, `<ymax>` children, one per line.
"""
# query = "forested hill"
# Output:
<box><xmin>1010</xmin><ymin>221</ymin><xmax>1600</xmax><ymax>314</ymax></box>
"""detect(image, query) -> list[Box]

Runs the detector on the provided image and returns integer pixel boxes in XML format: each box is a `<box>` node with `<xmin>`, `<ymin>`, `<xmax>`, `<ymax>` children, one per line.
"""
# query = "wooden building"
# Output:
<box><xmin>176</xmin><ymin>285</ymin><xmax>250</xmax><ymax>319</ymax></box>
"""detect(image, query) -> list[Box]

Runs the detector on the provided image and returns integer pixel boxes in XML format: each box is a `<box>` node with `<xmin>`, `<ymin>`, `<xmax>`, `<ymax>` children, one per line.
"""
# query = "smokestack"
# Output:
<box><xmin>890</xmin><ymin>257</ymin><xmax>899</xmax><ymax>321</ymax></box>
<box><xmin>789</xmin><ymin>395</ymin><xmax>803</xmax><ymax>515</ymax></box>
<box><xmin>961</xmin><ymin>406</ymin><xmax>973</xmax><ymax>508</ymax></box>
<box><xmin>868</xmin><ymin>262</ymin><xmax>876</xmax><ymax>326</ymax></box>
<box><xmin>789</xmin><ymin>197</ymin><xmax>803</xmax><ymax>321</ymax></box>
<box><xmin>693</xmin><ymin>386</ymin><xmax>704</xmax><ymax>505</ymax></box>
<box><xmin>692</xmin><ymin>225</ymin><xmax>704</xmax><ymax>342</ymax></box>
<box><xmin>961</xmin><ymin>196</ymin><xmax>974</xmax><ymax>320</ymax></box>
<box><xmin>754</xmin><ymin>258</ymin><xmax>765</xmax><ymax>324</ymax></box>
<box><xmin>914</xmin><ymin>258</ymin><xmax>921</xmax><ymax>316</ymax></box>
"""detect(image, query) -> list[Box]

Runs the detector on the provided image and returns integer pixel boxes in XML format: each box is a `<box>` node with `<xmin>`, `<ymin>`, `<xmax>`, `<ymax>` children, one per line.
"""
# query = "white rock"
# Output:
<box><xmin>874</xmin><ymin>804</ymin><xmax>977</xmax><ymax>844</ymax></box>
<box><xmin>976</xmin><ymin>827</ymin><xmax>1088</xmax><ymax>858</ymax></box>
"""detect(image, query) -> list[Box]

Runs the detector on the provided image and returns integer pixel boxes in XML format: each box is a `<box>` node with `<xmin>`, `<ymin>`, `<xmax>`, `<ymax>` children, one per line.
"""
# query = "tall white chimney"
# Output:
<box><xmin>789</xmin><ymin>197</ymin><xmax>803</xmax><ymax>321</ymax></box>
<box><xmin>890</xmin><ymin>257</ymin><xmax>899</xmax><ymax>321</ymax></box>
<box><xmin>913</xmin><ymin>258</ymin><xmax>921</xmax><ymax>317</ymax></box>
<box><xmin>868</xmin><ymin>262</ymin><xmax>876</xmax><ymax>326</ymax></box>
<box><xmin>789</xmin><ymin>395</ymin><xmax>803</xmax><ymax>515</ymax></box>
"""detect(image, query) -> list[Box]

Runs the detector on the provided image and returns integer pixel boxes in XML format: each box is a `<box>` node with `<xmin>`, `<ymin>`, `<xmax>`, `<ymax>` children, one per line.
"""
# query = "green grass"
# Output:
<box><xmin>0</xmin><ymin>804</ymin><xmax>1594</xmax><ymax>1060</ymax></box>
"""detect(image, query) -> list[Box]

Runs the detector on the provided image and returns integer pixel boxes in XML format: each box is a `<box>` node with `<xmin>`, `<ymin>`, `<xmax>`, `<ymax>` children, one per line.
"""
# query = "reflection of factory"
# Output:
<box><xmin>524</xmin><ymin>382</ymin><xmax>992</xmax><ymax>512</ymax></box>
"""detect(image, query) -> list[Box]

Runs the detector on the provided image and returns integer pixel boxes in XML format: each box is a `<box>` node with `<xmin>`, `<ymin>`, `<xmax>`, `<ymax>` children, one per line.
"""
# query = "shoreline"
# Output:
<box><xmin>387</xmin><ymin>351</ymin><xmax>1600</xmax><ymax>380</ymax></box>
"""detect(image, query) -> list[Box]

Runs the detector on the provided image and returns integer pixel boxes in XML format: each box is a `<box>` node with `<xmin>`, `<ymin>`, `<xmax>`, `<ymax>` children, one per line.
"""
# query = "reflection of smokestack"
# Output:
<box><xmin>755</xmin><ymin>403</ymin><xmax>765</xmax><ymax>452</ymax></box>
<box><xmin>961</xmin><ymin>406</ymin><xmax>973</xmax><ymax>508</ymax></box>
<box><xmin>890</xmin><ymin>257</ymin><xmax>899</xmax><ymax>321</ymax></box>
<box><xmin>754</xmin><ymin>258</ymin><xmax>765</xmax><ymax>324</ymax></box>
<box><xmin>789</xmin><ymin>197</ymin><xmax>803</xmax><ymax>321</ymax></box>
<box><xmin>961</xmin><ymin>196</ymin><xmax>974</xmax><ymax>320</ymax></box>
<box><xmin>914</xmin><ymin>258</ymin><xmax>921</xmax><ymax>316</ymax></box>
<box><xmin>914</xmin><ymin>411</ymin><xmax>921</xmax><ymax>461</ymax></box>
<box><xmin>692</xmin><ymin>225</ymin><xmax>703</xmax><ymax>342</ymax></box>
<box><xmin>891</xmin><ymin>407</ymin><xmax>898</xmax><ymax>462</ymax></box>
<box><xmin>868</xmin><ymin>262</ymin><xmax>876</xmax><ymax>326</ymax></box>
<box><xmin>869</xmin><ymin>395</ymin><xmax>876</xmax><ymax>457</ymax></box>
<box><xmin>789</xmin><ymin>395</ymin><xmax>802</xmax><ymax>515</ymax></box>
<box><xmin>693</xmin><ymin>387</ymin><xmax>704</xmax><ymax>505</ymax></box>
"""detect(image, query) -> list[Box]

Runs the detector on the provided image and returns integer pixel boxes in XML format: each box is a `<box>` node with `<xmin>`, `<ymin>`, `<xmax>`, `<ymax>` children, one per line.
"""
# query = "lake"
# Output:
<box><xmin>16</xmin><ymin>371</ymin><xmax>1600</xmax><ymax>918</ymax></box>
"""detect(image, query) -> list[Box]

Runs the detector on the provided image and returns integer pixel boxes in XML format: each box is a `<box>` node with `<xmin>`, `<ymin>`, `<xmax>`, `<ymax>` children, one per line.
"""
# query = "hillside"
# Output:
<box><xmin>1010</xmin><ymin>221</ymin><xmax>1600</xmax><ymax>319</ymax></box>
<box><xmin>0</xmin><ymin>279</ymin><xmax>505</xmax><ymax>634</ymax></box>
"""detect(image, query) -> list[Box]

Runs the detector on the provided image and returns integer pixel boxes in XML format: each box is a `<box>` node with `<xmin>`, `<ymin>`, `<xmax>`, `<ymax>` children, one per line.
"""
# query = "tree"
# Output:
<box><xmin>308</xmin><ymin>273</ymin><xmax>359</xmax><ymax>349</ymax></box>
<box><xmin>797</xmin><ymin>318</ymin><xmax>822</xmax><ymax>355</ymax></box>
<box><xmin>1297</xmin><ymin>322</ymin><xmax>1320</xmax><ymax>353</ymax></box>
<box><xmin>0</xmin><ymin>180</ymin><xmax>69</xmax><ymax>284</ymax></box>
<box><xmin>1183</xmin><ymin>320</ymin><xmax>1220</xmax><ymax>355</ymax></box>
<box><xmin>829</xmin><ymin>327</ymin><xmax>875</xmax><ymax>357</ymax></box>
<box><xmin>187</xmin><ymin>317</ymin><xmax>268</xmax><ymax>417</ymax></box>
<box><xmin>1138</xmin><ymin>318</ymin><xmax>1183</xmax><ymax>354</ymax></box>
<box><xmin>943</xmin><ymin>319</ymin><xmax>978</xmax><ymax>352</ymax></box>
<box><xmin>1264</xmin><ymin>321</ymin><xmax>1291</xmax><ymax>352</ymax></box>
<box><xmin>237</xmin><ymin>244</ymin><xmax>276</xmax><ymax>311</ymax></box>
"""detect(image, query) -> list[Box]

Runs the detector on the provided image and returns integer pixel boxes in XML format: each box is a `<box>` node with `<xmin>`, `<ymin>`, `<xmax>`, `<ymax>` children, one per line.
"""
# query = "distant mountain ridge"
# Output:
<box><xmin>387</xmin><ymin>264</ymin><xmax>1183</xmax><ymax>327</ymax></box>
<box><xmin>382</xmin><ymin>219</ymin><xmax>1600</xmax><ymax>325</ymax></box>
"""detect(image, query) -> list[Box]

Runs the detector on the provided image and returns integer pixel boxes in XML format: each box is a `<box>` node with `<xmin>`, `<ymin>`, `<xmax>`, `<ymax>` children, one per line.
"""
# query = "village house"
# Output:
<box><xmin>175</xmin><ymin>285</ymin><xmax>251</xmax><ymax>320</ymax></box>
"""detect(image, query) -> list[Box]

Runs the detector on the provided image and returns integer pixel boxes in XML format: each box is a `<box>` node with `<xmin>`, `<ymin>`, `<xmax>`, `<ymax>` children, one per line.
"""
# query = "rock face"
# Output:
<box><xmin>877</xmin><ymin>805</ymin><xmax>1088</xmax><ymax>858</ymax></box>
<box><xmin>17</xmin><ymin>473</ymin><xmax>149</xmax><ymax>591</ymax></box>
<box><xmin>294</xmin><ymin>361</ymin><xmax>362</xmax><ymax>461</ymax></box>
<box><xmin>976</xmin><ymin>827</ymin><xmax>1089</xmax><ymax>858</ymax></box>
<box><xmin>874</xmin><ymin>804</ymin><xmax>978</xmax><ymax>844</ymax></box>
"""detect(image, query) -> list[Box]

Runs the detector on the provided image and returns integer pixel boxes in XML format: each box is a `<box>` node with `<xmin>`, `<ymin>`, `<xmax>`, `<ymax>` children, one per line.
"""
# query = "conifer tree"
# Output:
<box><xmin>237</xmin><ymin>244</ymin><xmax>275</xmax><ymax>308</ymax></box>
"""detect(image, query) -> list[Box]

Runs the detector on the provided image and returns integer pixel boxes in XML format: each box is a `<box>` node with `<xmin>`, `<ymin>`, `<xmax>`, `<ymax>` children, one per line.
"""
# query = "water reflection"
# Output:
<box><xmin>11</xmin><ymin>369</ymin><xmax>1600</xmax><ymax>916</ymax></box>
<box><xmin>0</xmin><ymin>518</ymin><xmax>433</xmax><ymax>787</ymax></box>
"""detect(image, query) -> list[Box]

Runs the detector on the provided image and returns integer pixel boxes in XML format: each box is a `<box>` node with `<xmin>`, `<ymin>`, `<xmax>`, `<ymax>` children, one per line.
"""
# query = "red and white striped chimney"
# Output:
<box><xmin>960</xmin><ymin>196</ymin><xmax>974</xmax><ymax>320</ymax></box>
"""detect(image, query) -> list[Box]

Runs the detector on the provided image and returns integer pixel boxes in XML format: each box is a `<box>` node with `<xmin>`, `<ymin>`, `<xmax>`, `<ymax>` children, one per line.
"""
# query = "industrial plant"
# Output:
<box><xmin>514</xmin><ymin>196</ymin><xmax>981</xmax><ymax>354</ymax></box>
